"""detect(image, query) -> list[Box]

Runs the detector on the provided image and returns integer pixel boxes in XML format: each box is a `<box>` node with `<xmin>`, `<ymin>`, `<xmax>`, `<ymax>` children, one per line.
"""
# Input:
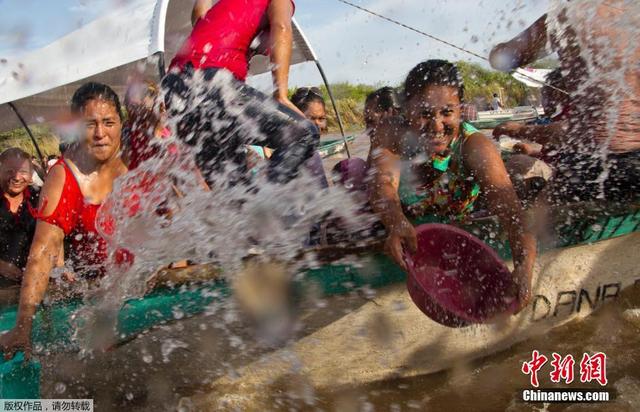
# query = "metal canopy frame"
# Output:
<box><xmin>3</xmin><ymin>0</ymin><xmax>352</xmax><ymax>160</ymax></box>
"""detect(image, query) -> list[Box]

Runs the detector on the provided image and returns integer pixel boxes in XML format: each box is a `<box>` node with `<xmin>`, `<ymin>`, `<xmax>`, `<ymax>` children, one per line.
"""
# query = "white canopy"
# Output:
<box><xmin>0</xmin><ymin>0</ymin><xmax>318</xmax><ymax>133</ymax></box>
<box><xmin>511</xmin><ymin>67</ymin><xmax>554</xmax><ymax>88</ymax></box>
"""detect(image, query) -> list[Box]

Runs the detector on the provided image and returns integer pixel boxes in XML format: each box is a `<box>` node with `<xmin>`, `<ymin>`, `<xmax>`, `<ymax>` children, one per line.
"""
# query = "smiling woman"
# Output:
<box><xmin>0</xmin><ymin>82</ymin><xmax>130</xmax><ymax>360</ymax></box>
<box><xmin>368</xmin><ymin>59</ymin><xmax>536</xmax><ymax>311</ymax></box>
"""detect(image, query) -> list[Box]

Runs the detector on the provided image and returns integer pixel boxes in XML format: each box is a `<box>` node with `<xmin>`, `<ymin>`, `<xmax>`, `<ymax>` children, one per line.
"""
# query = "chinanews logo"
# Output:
<box><xmin>520</xmin><ymin>351</ymin><xmax>612</xmax><ymax>403</ymax></box>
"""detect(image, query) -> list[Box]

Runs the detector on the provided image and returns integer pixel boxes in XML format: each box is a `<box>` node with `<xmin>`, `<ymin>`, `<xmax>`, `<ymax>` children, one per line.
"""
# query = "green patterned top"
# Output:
<box><xmin>398</xmin><ymin>122</ymin><xmax>481</xmax><ymax>223</ymax></box>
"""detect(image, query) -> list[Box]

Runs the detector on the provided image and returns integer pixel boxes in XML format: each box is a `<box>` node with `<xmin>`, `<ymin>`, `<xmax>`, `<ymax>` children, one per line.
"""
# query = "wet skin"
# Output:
<box><xmin>0</xmin><ymin>158</ymin><xmax>32</xmax><ymax>201</ymax></box>
<box><xmin>303</xmin><ymin>101</ymin><xmax>328</xmax><ymax>135</ymax></box>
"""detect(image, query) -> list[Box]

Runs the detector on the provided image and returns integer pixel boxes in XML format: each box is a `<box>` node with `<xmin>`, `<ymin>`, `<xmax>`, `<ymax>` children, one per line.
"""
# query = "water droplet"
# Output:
<box><xmin>55</xmin><ymin>382</ymin><xmax>66</xmax><ymax>394</ymax></box>
<box><xmin>172</xmin><ymin>308</ymin><xmax>185</xmax><ymax>320</ymax></box>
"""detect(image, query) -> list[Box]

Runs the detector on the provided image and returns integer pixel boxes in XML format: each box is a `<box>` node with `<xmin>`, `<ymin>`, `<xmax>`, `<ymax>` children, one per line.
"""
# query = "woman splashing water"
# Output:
<box><xmin>368</xmin><ymin>60</ymin><xmax>536</xmax><ymax>309</ymax></box>
<box><xmin>0</xmin><ymin>83</ymin><xmax>129</xmax><ymax>358</ymax></box>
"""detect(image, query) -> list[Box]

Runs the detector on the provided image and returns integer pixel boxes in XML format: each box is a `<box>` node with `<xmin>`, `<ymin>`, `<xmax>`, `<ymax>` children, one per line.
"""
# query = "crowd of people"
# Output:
<box><xmin>0</xmin><ymin>0</ymin><xmax>637</xmax><ymax>358</ymax></box>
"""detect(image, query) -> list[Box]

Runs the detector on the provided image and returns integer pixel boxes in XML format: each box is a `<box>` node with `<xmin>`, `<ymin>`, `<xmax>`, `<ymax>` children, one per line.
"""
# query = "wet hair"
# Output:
<box><xmin>365</xmin><ymin>87</ymin><xmax>401</xmax><ymax>112</ymax></box>
<box><xmin>404</xmin><ymin>60</ymin><xmax>464</xmax><ymax>102</ymax></box>
<box><xmin>0</xmin><ymin>148</ymin><xmax>33</xmax><ymax>169</ymax></box>
<box><xmin>71</xmin><ymin>82</ymin><xmax>123</xmax><ymax>121</ymax></box>
<box><xmin>291</xmin><ymin>87</ymin><xmax>325</xmax><ymax>112</ymax></box>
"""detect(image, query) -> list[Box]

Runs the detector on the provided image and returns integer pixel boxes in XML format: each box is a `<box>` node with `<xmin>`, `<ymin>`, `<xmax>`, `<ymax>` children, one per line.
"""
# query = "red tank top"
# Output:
<box><xmin>38</xmin><ymin>160</ymin><xmax>131</xmax><ymax>276</ymax></box>
<box><xmin>169</xmin><ymin>0</ymin><xmax>294</xmax><ymax>81</ymax></box>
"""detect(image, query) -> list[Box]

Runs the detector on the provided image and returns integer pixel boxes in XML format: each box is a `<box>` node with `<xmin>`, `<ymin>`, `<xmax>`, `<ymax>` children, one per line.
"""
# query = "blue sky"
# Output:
<box><xmin>1</xmin><ymin>0</ymin><xmax>549</xmax><ymax>88</ymax></box>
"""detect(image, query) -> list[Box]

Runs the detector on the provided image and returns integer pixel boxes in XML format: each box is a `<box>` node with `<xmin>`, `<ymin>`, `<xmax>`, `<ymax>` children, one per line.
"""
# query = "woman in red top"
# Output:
<box><xmin>162</xmin><ymin>0</ymin><xmax>319</xmax><ymax>185</ymax></box>
<box><xmin>0</xmin><ymin>82</ymin><xmax>129</xmax><ymax>358</ymax></box>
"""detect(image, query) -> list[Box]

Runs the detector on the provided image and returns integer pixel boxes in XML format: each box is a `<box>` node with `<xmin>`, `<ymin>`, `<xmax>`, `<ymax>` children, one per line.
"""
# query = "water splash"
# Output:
<box><xmin>547</xmin><ymin>0</ymin><xmax>640</xmax><ymax>199</ymax></box>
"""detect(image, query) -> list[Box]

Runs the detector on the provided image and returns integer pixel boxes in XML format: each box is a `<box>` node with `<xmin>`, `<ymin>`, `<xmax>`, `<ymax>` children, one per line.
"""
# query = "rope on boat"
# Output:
<box><xmin>335</xmin><ymin>0</ymin><xmax>570</xmax><ymax>95</ymax></box>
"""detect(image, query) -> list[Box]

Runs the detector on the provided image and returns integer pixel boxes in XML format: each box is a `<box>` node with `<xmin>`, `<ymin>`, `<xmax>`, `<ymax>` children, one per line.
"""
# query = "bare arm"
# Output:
<box><xmin>493</xmin><ymin>120</ymin><xmax>568</xmax><ymax>147</ymax></box>
<box><xmin>489</xmin><ymin>14</ymin><xmax>549</xmax><ymax>71</ymax></box>
<box><xmin>463</xmin><ymin>133</ymin><xmax>536</xmax><ymax>307</ymax></box>
<box><xmin>0</xmin><ymin>165</ymin><xmax>66</xmax><ymax>358</ymax></box>
<box><xmin>369</xmin><ymin>147</ymin><xmax>404</xmax><ymax>230</ymax></box>
<box><xmin>191</xmin><ymin>0</ymin><xmax>214</xmax><ymax>26</ymax></box>
<box><xmin>0</xmin><ymin>260</ymin><xmax>22</xmax><ymax>281</ymax></box>
<box><xmin>267</xmin><ymin>0</ymin><xmax>304</xmax><ymax>115</ymax></box>
<box><xmin>368</xmin><ymin>121</ymin><xmax>417</xmax><ymax>270</ymax></box>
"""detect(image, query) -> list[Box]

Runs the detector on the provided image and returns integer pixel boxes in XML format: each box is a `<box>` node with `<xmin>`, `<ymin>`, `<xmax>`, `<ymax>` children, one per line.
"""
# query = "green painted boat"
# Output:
<box><xmin>0</xmin><ymin>205</ymin><xmax>638</xmax><ymax>398</ymax></box>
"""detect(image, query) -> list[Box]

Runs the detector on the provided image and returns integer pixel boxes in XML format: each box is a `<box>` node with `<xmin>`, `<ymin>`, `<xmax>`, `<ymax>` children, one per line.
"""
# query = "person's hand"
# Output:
<box><xmin>493</xmin><ymin>121</ymin><xmax>523</xmax><ymax>140</ymax></box>
<box><xmin>274</xmin><ymin>94</ymin><xmax>306</xmax><ymax>118</ymax></box>
<box><xmin>512</xmin><ymin>142</ymin><xmax>541</xmax><ymax>157</ymax></box>
<box><xmin>489</xmin><ymin>44</ymin><xmax>518</xmax><ymax>72</ymax></box>
<box><xmin>512</xmin><ymin>264</ymin><xmax>533</xmax><ymax>313</ymax></box>
<box><xmin>384</xmin><ymin>218</ymin><xmax>418</xmax><ymax>271</ymax></box>
<box><xmin>62</xmin><ymin>271</ymin><xmax>77</xmax><ymax>283</ymax></box>
<box><xmin>0</xmin><ymin>326</ymin><xmax>32</xmax><ymax>360</ymax></box>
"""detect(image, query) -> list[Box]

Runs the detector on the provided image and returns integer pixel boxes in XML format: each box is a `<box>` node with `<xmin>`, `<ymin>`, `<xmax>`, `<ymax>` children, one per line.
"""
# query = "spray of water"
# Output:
<box><xmin>67</xmin><ymin>76</ymin><xmax>374</xmax><ymax>353</ymax></box>
<box><xmin>546</xmin><ymin>0</ymin><xmax>640</xmax><ymax>199</ymax></box>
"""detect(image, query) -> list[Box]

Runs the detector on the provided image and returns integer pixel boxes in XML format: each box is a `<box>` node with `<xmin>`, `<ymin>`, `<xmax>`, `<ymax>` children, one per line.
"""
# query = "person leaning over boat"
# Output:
<box><xmin>161</xmin><ymin>0</ymin><xmax>318</xmax><ymax>186</ymax></box>
<box><xmin>290</xmin><ymin>87</ymin><xmax>329</xmax><ymax>187</ymax></box>
<box><xmin>368</xmin><ymin>60</ymin><xmax>536</xmax><ymax>309</ymax></box>
<box><xmin>331</xmin><ymin>87</ymin><xmax>402</xmax><ymax>190</ymax></box>
<box><xmin>492</xmin><ymin>69</ymin><xmax>567</xmax><ymax>204</ymax></box>
<box><xmin>364</xmin><ymin>87</ymin><xmax>402</xmax><ymax>166</ymax></box>
<box><xmin>0</xmin><ymin>149</ymin><xmax>39</xmax><ymax>284</ymax></box>
<box><xmin>489</xmin><ymin>0</ymin><xmax>640</xmax><ymax>203</ymax></box>
<box><xmin>291</xmin><ymin>87</ymin><xmax>328</xmax><ymax>135</ymax></box>
<box><xmin>491</xmin><ymin>93</ymin><xmax>504</xmax><ymax>111</ymax></box>
<box><xmin>0</xmin><ymin>83</ymin><xmax>131</xmax><ymax>359</ymax></box>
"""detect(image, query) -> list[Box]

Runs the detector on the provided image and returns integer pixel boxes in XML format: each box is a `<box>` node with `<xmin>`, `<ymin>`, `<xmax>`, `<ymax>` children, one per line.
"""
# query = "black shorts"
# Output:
<box><xmin>161</xmin><ymin>65</ymin><xmax>319</xmax><ymax>185</ymax></box>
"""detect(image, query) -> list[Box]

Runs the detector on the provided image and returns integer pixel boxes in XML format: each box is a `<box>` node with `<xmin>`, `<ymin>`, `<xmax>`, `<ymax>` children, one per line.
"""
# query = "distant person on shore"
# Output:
<box><xmin>368</xmin><ymin>60</ymin><xmax>535</xmax><ymax>308</ymax></box>
<box><xmin>489</xmin><ymin>0</ymin><xmax>640</xmax><ymax>203</ymax></box>
<box><xmin>0</xmin><ymin>148</ymin><xmax>39</xmax><ymax>283</ymax></box>
<box><xmin>491</xmin><ymin>93</ymin><xmax>504</xmax><ymax>111</ymax></box>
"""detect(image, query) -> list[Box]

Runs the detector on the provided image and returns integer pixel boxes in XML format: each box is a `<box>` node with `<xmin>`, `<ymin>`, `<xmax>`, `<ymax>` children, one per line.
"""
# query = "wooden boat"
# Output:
<box><xmin>190</xmin><ymin>232</ymin><xmax>640</xmax><ymax>409</ymax></box>
<box><xmin>0</xmin><ymin>205</ymin><xmax>637</xmax><ymax>399</ymax></box>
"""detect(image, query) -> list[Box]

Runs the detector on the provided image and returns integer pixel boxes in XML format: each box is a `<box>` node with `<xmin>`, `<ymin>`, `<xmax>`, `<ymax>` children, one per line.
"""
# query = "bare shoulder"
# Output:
<box><xmin>38</xmin><ymin>164</ymin><xmax>67</xmax><ymax>216</ymax></box>
<box><xmin>462</xmin><ymin>131</ymin><xmax>504</xmax><ymax>171</ymax></box>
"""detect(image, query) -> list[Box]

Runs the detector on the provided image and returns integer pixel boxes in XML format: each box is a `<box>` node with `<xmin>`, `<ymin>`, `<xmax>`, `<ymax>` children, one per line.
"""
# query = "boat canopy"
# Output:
<box><xmin>0</xmin><ymin>0</ymin><xmax>320</xmax><ymax>134</ymax></box>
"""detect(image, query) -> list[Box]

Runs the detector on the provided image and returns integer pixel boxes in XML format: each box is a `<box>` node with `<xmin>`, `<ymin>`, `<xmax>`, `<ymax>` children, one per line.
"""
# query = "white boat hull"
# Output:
<box><xmin>189</xmin><ymin>233</ymin><xmax>640</xmax><ymax>408</ymax></box>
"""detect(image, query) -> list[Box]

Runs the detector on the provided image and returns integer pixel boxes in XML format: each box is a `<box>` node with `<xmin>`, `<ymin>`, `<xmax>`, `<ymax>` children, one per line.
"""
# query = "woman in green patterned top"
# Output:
<box><xmin>369</xmin><ymin>60</ymin><xmax>536</xmax><ymax>309</ymax></box>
